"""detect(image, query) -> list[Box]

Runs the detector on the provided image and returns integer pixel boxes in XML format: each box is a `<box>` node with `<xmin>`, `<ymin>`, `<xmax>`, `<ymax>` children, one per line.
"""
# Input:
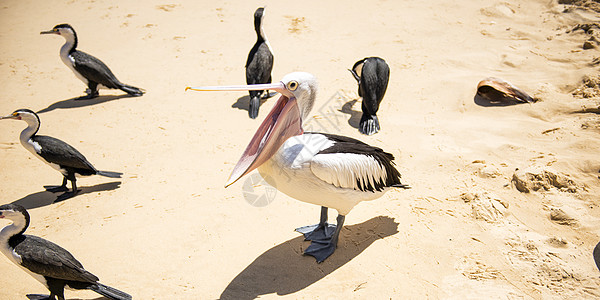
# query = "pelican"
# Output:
<box><xmin>187</xmin><ymin>72</ymin><xmax>409</xmax><ymax>262</ymax></box>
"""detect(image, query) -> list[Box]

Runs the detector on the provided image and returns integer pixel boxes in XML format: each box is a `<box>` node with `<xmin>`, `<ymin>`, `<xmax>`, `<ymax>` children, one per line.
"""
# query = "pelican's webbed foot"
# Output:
<box><xmin>296</xmin><ymin>222</ymin><xmax>337</xmax><ymax>241</ymax></box>
<box><xmin>304</xmin><ymin>237</ymin><xmax>339</xmax><ymax>263</ymax></box>
<box><xmin>300</xmin><ymin>211</ymin><xmax>346</xmax><ymax>263</ymax></box>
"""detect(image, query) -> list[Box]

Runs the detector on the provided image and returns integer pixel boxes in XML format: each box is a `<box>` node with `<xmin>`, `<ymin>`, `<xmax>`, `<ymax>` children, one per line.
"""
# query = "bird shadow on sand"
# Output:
<box><xmin>473</xmin><ymin>94</ymin><xmax>527</xmax><ymax>107</ymax></box>
<box><xmin>37</xmin><ymin>94</ymin><xmax>136</xmax><ymax>114</ymax></box>
<box><xmin>219</xmin><ymin>216</ymin><xmax>399</xmax><ymax>300</ymax></box>
<box><xmin>338</xmin><ymin>99</ymin><xmax>362</xmax><ymax>129</ymax></box>
<box><xmin>231</xmin><ymin>92</ymin><xmax>278</xmax><ymax>114</ymax></box>
<box><xmin>11</xmin><ymin>181</ymin><xmax>121</xmax><ymax>210</ymax></box>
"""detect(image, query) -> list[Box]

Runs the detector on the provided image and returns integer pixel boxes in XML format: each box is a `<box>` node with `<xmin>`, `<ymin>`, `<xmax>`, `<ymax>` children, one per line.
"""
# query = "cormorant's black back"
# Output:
<box><xmin>360</xmin><ymin>57</ymin><xmax>389</xmax><ymax>116</ymax></box>
<box><xmin>10</xmin><ymin>234</ymin><xmax>99</xmax><ymax>283</ymax></box>
<box><xmin>32</xmin><ymin>135</ymin><xmax>98</xmax><ymax>175</ymax></box>
<box><xmin>71</xmin><ymin>50</ymin><xmax>122</xmax><ymax>89</ymax></box>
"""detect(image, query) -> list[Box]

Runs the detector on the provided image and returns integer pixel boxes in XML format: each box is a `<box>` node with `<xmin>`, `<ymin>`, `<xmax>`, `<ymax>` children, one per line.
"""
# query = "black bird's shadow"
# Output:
<box><xmin>231</xmin><ymin>92</ymin><xmax>278</xmax><ymax>114</ymax></box>
<box><xmin>473</xmin><ymin>94</ymin><xmax>526</xmax><ymax>107</ymax></box>
<box><xmin>11</xmin><ymin>181</ymin><xmax>121</xmax><ymax>209</ymax></box>
<box><xmin>219</xmin><ymin>216</ymin><xmax>399</xmax><ymax>300</ymax></box>
<box><xmin>338</xmin><ymin>99</ymin><xmax>362</xmax><ymax>129</ymax></box>
<box><xmin>37</xmin><ymin>94</ymin><xmax>135</xmax><ymax>114</ymax></box>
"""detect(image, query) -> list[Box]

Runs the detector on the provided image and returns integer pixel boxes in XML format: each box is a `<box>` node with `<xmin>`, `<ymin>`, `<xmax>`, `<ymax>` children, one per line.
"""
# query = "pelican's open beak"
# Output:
<box><xmin>186</xmin><ymin>82</ymin><xmax>303</xmax><ymax>187</ymax></box>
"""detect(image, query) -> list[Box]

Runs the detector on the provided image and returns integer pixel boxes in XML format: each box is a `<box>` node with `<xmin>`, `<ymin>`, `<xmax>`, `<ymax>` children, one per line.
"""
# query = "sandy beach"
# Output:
<box><xmin>1</xmin><ymin>0</ymin><xmax>600</xmax><ymax>298</ymax></box>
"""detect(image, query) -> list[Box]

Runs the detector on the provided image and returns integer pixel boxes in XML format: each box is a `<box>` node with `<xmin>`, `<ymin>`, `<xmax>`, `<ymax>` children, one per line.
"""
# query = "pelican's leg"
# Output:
<box><xmin>295</xmin><ymin>206</ymin><xmax>337</xmax><ymax>241</ymax></box>
<box><xmin>44</xmin><ymin>177</ymin><xmax>69</xmax><ymax>193</ymax></box>
<box><xmin>304</xmin><ymin>214</ymin><xmax>345</xmax><ymax>263</ymax></box>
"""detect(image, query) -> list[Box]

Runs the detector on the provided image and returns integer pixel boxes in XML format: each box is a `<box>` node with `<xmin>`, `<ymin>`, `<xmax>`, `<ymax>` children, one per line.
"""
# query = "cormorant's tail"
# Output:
<box><xmin>249</xmin><ymin>96</ymin><xmax>260</xmax><ymax>119</ymax></box>
<box><xmin>119</xmin><ymin>84</ymin><xmax>145</xmax><ymax>96</ymax></box>
<box><xmin>359</xmin><ymin>114</ymin><xmax>380</xmax><ymax>136</ymax></box>
<box><xmin>97</xmin><ymin>171</ymin><xmax>123</xmax><ymax>178</ymax></box>
<box><xmin>90</xmin><ymin>283</ymin><xmax>132</xmax><ymax>300</ymax></box>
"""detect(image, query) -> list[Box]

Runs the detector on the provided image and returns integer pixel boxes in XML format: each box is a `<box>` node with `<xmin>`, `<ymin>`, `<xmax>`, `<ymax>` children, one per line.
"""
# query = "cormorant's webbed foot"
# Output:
<box><xmin>54</xmin><ymin>190</ymin><xmax>81</xmax><ymax>202</ymax></box>
<box><xmin>76</xmin><ymin>89</ymin><xmax>99</xmax><ymax>100</ymax></box>
<box><xmin>44</xmin><ymin>178</ymin><xmax>68</xmax><ymax>193</ymax></box>
<box><xmin>359</xmin><ymin>114</ymin><xmax>380</xmax><ymax>135</ymax></box>
<box><xmin>44</xmin><ymin>185</ymin><xmax>69</xmax><ymax>193</ymax></box>
<box><xmin>26</xmin><ymin>294</ymin><xmax>53</xmax><ymax>300</ymax></box>
<box><xmin>249</xmin><ymin>96</ymin><xmax>260</xmax><ymax>119</ymax></box>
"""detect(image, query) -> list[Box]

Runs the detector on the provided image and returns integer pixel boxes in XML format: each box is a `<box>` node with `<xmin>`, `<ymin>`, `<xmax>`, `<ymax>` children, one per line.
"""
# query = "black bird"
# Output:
<box><xmin>0</xmin><ymin>203</ymin><xmax>131</xmax><ymax>300</ymax></box>
<box><xmin>41</xmin><ymin>24</ymin><xmax>144</xmax><ymax>100</ymax></box>
<box><xmin>245</xmin><ymin>7</ymin><xmax>274</xmax><ymax>119</ymax></box>
<box><xmin>348</xmin><ymin>57</ymin><xmax>390</xmax><ymax>135</ymax></box>
<box><xmin>1</xmin><ymin>109</ymin><xmax>122</xmax><ymax>202</ymax></box>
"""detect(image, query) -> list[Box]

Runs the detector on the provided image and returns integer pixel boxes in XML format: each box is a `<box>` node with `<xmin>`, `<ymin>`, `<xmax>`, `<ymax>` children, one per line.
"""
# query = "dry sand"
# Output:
<box><xmin>1</xmin><ymin>0</ymin><xmax>600</xmax><ymax>299</ymax></box>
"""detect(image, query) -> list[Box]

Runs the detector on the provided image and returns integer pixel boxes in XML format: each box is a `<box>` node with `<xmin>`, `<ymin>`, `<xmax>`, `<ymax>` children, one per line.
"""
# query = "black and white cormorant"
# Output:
<box><xmin>41</xmin><ymin>24</ymin><xmax>144</xmax><ymax>100</ymax></box>
<box><xmin>1</xmin><ymin>109</ymin><xmax>122</xmax><ymax>202</ymax></box>
<box><xmin>187</xmin><ymin>72</ymin><xmax>409</xmax><ymax>262</ymax></box>
<box><xmin>348</xmin><ymin>57</ymin><xmax>390</xmax><ymax>135</ymax></box>
<box><xmin>245</xmin><ymin>7</ymin><xmax>274</xmax><ymax>119</ymax></box>
<box><xmin>0</xmin><ymin>203</ymin><xmax>131</xmax><ymax>300</ymax></box>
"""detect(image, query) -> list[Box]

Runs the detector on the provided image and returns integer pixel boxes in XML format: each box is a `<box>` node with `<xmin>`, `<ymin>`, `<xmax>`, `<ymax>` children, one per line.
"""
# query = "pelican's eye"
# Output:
<box><xmin>287</xmin><ymin>80</ymin><xmax>299</xmax><ymax>91</ymax></box>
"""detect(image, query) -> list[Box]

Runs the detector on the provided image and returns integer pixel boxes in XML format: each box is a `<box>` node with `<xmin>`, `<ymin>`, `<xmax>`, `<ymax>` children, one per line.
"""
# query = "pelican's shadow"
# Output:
<box><xmin>231</xmin><ymin>92</ymin><xmax>278</xmax><ymax>114</ymax></box>
<box><xmin>219</xmin><ymin>216</ymin><xmax>399</xmax><ymax>300</ymax></box>
<box><xmin>37</xmin><ymin>94</ymin><xmax>136</xmax><ymax>114</ymax></box>
<box><xmin>338</xmin><ymin>99</ymin><xmax>362</xmax><ymax>129</ymax></box>
<box><xmin>11</xmin><ymin>181</ymin><xmax>122</xmax><ymax>209</ymax></box>
<box><xmin>473</xmin><ymin>94</ymin><xmax>525</xmax><ymax>107</ymax></box>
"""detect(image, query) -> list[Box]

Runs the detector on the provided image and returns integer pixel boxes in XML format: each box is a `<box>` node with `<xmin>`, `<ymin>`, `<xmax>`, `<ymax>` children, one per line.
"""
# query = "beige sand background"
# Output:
<box><xmin>1</xmin><ymin>0</ymin><xmax>600</xmax><ymax>299</ymax></box>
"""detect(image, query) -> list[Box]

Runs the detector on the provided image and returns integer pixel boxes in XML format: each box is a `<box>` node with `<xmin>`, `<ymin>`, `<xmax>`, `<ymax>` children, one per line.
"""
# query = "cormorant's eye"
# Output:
<box><xmin>287</xmin><ymin>80</ymin><xmax>298</xmax><ymax>91</ymax></box>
